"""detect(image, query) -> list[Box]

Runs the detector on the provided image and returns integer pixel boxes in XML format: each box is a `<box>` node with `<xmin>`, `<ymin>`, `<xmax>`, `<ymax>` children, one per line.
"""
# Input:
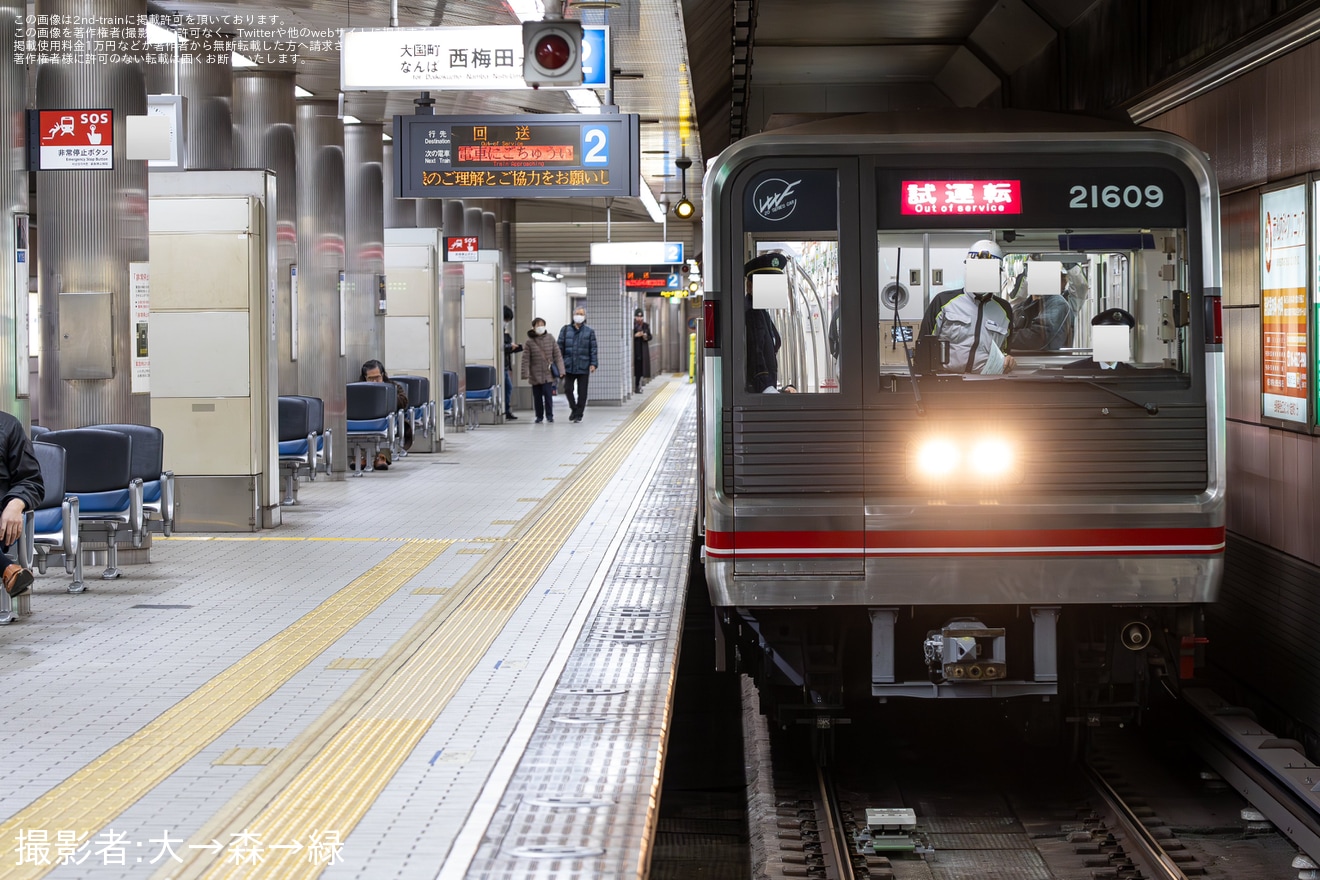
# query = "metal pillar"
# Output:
<box><xmin>343</xmin><ymin>122</ymin><xmax>385</xmax><ymax>377</ymax></box>
<box><xmin>441</xmin><ymin>200</ymin><xmax>466</xmax><ymax>396</ymax></box>
<box><xmin>35</xmin><ymin>0</ymin><xmax>149</xmax><ymax>429</ymax></box>
<box><xmin>382</xmin><ymin>142</ymin><xmax>416</xmax><ymax>228</ymax></box>
<box><xmin>294</xmin><ymin>99</ymin><xmax>346</xmax><ymax>475</ymax></box>
<box><xmin>233</xmin><ymin>69</ymin><xmax>298</xmax><ymax>395</ymax></box>
<box><xmin>180</xmin><ymin>32</ymin><xmax>234</xmax><ymax>170</ymax></box>
<box><xmin>0</xmin><ymin>0</ymin><xmax>28</xmax><ymax>421</ymax></box>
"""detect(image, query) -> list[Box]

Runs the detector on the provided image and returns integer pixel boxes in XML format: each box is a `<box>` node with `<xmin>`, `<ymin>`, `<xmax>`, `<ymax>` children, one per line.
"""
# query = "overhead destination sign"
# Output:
<box><xmin>341</xmin><ymin>25</ymin><xmax>609</xmax><ymax>91</ymax></box>
<box><xmin>393</xmin><ymin>113</ymin><xmax>640</xmax><ymax>199</ymax></box>
<box><xmin>878</xmin><ymin>165</ymin><xmax>1189</xmax><ymax>229</ymax></box>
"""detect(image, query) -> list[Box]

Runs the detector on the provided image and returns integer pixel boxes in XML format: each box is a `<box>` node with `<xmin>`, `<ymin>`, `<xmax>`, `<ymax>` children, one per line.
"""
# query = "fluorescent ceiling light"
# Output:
<box><xmin>505</xmin><ymin>0</ymin><xmax>545</xmax><ymax>22</ymax></box>
<box><xmin>146</xmin><ymin>21</ymin><xmax>178</xmax><ymax>44</ymax></box>
<box><xmin>567</xmin><ymin>89</ymin><xmax>601</xmax><ymax>113</ymax></box>
<box><xmin>231</xmin><ymin>51</ymin><xmax>256</xmax><ymax>68</ymax></box>
<box><xmin>637</xmin><ymin>178</ymin><xmax>664</xmax><ymax>224</ymax></box>
<box><xmin>342</xmin><ymin>114</ymin><xmax>362</xmax><ymax>124</ymax></box>
<box><xmin>295</xmin><ymin>85</ymin><xmax>314</xmax><ymax>98</ymax></box>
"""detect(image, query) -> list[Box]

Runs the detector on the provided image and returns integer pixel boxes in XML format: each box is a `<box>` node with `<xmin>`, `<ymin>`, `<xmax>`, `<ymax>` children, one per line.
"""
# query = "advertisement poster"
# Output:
<box><xmin>1261</xmin><ymin>184</ymin><xmax>1308</xmax><ymax>424</ymax></box>
<box><xmin>129</xmin><ymin>261</ymin><xmax>150</xmax><ymax>393</ymax></box>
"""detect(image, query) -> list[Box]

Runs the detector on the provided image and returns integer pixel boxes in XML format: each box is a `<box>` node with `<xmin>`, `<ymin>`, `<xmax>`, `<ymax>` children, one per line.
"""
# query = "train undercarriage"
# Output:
<box><xmin>717</xmin><ymin>602</ymin><xmax>1207</xmax><ymax>738</ymax></box>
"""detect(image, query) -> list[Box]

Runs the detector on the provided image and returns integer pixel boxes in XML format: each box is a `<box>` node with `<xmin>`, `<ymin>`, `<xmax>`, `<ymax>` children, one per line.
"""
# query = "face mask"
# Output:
<box><xmin>535</xmin><ymin>326</ymin><xmax>546</xmax><ymax>335</ymax></box>
<box><xmin>573</xmin><ymin>314</ymin><xmax>585</xmax><ymax>323</ymax></box>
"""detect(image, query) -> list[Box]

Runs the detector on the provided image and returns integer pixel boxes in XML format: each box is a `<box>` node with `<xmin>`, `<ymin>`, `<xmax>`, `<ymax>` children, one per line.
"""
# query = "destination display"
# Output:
<box><xmin>877</xmin><ymin>165</ymin><xmax>1189</xmax><ymax>229</ymax></box>
<box><xmin>394</xmin><ymin>113</ymin><xmax>640</xmax><ymax>199</ymax></box>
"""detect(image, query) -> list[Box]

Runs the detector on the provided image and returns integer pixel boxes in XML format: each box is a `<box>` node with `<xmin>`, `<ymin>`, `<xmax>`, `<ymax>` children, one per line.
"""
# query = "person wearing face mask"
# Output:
<box><xmin>521</xmin><ymin>317</ymin><xmax>566</xmax><ymax>423</ymax></box>
<box><xmin>557</xmin><ymin>306</ymin><xmax>598</xmax><ymax>422</ymax></box>
<box><xmin>502</xmin><ymin>305</ymin><xmax>522</xmax><ymax>419</ymax></box>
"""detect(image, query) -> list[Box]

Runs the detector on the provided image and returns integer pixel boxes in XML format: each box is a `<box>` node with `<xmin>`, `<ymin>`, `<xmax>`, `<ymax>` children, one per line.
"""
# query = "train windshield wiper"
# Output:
<box><xmin>1011</xmin><ymin>371</ymin><xmax>1160</xmax><ymax>415</ymax></box>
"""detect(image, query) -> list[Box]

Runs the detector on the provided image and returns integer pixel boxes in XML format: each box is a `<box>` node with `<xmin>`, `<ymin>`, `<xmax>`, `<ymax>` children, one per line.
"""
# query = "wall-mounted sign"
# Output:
<box><xmin>28</xmin><ymin>109</ymin><xmax>114</xmax><ymax>170</ymax></box>
<box><xmin>446</xmin><ymin>236</ymin><xmax>479</xmax><ymax>262</ymax></box>
<box><xmin>1261</xmin><ymin>183</ymin><xmax>1308</xmax><ymax>425</ymax></box>
<box><xmin>393</xmin><ymin>113</ymin><xmax>640</xmax><ymax>199</ymax></box>
<box><xmin>129</xmin><ymin>261</ymin><xmax>150</xmax><ymax>394</ymax></box>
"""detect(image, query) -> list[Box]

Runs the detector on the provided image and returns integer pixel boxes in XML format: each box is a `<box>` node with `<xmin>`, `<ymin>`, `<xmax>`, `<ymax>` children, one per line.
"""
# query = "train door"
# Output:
<box><xmin>729</xmin><ymin>160</ymin><xmax>865</xmax><ymax>577</ymax></box>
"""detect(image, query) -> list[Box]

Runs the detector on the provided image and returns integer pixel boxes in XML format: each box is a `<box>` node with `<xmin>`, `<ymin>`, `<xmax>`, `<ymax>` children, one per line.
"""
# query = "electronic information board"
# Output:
<box><xmin>394</xmin><ymin>113</ymin><xmax>640</xmax><ymax>199</ymax></box>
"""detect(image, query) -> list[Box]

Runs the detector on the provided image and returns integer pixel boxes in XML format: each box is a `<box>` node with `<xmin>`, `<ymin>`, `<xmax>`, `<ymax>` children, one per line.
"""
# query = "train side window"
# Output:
<box><xmin>743</xmin><ymin>240</ymin><xmax>841</xmax><ymax>394</ymax></box>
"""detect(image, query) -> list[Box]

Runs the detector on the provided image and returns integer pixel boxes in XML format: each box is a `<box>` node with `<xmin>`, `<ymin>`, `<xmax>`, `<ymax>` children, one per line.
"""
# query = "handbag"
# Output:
<box><xmin>551</xmin><ymin>363</ymin><xmax>561</xmax><ymax>379</ymax></box>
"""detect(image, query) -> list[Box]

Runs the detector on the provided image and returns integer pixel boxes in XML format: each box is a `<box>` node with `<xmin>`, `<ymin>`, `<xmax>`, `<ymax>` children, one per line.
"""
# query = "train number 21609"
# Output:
<box><xmin>1069</xmin><ymin>184</ymin><xmax>1164</xmax><ymax>209</ymax></box>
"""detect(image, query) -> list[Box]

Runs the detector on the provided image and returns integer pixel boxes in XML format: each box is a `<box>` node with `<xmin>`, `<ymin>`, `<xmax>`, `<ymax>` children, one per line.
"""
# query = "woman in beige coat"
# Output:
<box><xmin>520</xmin><ymin>317</ymin><xmax>566</xmax><ymax>423</ymax></box>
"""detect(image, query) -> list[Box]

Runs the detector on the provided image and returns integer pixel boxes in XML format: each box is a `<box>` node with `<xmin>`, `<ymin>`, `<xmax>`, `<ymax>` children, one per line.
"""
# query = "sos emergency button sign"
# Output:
<box><xmin>31</xmin><ymin>109</ymin><xmax>114</xmax><ymax>170</ymax></box>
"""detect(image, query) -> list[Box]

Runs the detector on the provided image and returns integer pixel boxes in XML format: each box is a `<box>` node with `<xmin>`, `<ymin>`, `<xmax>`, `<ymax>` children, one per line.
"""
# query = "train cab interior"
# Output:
<box><xmin>744</xmin><ymin>228</ymin><xmax>1199</xmax><ymax>398</ymax></box>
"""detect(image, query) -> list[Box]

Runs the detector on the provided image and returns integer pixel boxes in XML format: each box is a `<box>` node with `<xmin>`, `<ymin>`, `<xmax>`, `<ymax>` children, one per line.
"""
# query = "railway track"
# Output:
<box><xmin>743</xmin><ymin>677</ymin><xmax>1304</xmax><ymax>879</ymax></box>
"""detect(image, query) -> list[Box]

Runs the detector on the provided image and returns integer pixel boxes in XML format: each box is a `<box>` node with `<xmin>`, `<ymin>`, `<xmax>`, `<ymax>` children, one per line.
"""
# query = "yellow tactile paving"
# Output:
<box><xmin>180</xmin><ymin>384</ymin><xmax>678</xmax><ymax>880</ymax></box>
<box><xmin>0</xmin><ymin>538</ymin><xmax>452</xmax><ymax>880</ymax></box>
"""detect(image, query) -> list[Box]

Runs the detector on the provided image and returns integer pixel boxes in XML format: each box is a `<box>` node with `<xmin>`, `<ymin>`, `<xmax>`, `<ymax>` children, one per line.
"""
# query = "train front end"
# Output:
<box><xmin>698</xmin><ymin>112</ymin><xmax>1224</xmax><ymax>720</ymax></box>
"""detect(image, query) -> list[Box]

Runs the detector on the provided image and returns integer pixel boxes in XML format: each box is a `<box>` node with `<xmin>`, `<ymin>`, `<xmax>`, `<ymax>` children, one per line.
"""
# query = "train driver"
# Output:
<box><xmin>744</xmin><ymin>253</ymin><xmax>786</xmax><ymax>392</ymax></box>
<box><xmin>916</xmin><ymin>240</ymin><xmax>1016</xmax><ymax>374</ymax></box>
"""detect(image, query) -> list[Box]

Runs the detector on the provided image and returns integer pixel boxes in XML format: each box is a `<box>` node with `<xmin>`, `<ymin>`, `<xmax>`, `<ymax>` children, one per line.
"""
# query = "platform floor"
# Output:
<box><xmin>0</xmin><ymin>377</ymin><xmax>697</xmax><ymax>880</ymax></box>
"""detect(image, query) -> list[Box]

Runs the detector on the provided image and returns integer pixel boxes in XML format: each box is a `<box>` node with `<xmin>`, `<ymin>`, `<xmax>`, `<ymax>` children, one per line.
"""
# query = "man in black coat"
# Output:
<box><xmin>744</xmin><ymin>253</ymin><xmax>786</xmax><ymax>392</ymax></box>
<box><xmin>632</xmin><ymin>308</ymin><xmax>652</xmax><ymax>393</ymax></box>
<box><xmin>0</xmin><ymin>411</ymin><xmax>42</xmax><ymax>597</ymax></box>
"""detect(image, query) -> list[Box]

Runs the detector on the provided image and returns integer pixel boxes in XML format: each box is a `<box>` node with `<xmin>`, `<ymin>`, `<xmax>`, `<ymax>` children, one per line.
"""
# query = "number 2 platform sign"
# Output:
<box><xmin>393</xmin><ymin>112</ymin><xmax>640</xmax><ymax>200</ymax></box>
<box><xmin>29</xmin><ymin>109</ymin><xmax>114</xmax><ymax>170</ymax></box>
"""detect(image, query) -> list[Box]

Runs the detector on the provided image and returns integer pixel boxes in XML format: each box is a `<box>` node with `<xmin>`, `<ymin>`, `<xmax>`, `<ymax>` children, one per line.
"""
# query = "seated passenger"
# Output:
<box><xmin>744</xmin><ymin>253</ymin><xmax>786</xmax><ymax>392</ymax></box>
<box><xmin>917</xmin><ymin>239</ymin><xmax>1015</xmax><ymax>374</ymax></box>
<box><xmin>359</xmin><ymin>359</ymin><xmax>411</xmax><ymax>470</ymax></box>
<box><xmin>0</xmin><ymin>409</ymin><xmax>41</xmax><ymax>598</ymax></box>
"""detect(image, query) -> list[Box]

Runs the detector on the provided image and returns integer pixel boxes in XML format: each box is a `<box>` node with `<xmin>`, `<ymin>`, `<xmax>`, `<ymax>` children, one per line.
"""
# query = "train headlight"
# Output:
<box><xmin>969</xmin><ymin>438</ymin><xmax>1014</xmax><ymax>480</ymax></box>
<box><xmin>913</xmin><ymin>438</ymin><xmax>960</xmax><ymax>480</ymax></box>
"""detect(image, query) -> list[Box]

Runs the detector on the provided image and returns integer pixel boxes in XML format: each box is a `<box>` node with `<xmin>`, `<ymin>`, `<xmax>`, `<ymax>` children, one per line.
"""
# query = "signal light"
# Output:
<box><xmin>673</xmin><ymin>197</ymin><xmax>696</xmax><ymax>220</ymax></box>
<box><xmin>522</xmin><ymin>20</ymin><xmax>584</xmax><ymax>88</ymax></box>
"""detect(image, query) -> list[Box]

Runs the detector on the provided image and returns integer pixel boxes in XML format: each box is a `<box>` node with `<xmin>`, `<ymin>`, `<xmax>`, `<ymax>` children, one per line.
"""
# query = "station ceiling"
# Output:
<box><xmin>145</xmin><ymin>0</ymin><xmax>1320</xmax><ymax>245</ymax></box>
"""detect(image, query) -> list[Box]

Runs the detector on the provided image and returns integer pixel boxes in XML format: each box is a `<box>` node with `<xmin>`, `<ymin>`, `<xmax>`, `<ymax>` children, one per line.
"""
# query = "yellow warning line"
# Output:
<box><xmin>0</xmin><ymin>539</ymin><xmax>452</xmax><ymax>880</ymax></box>
<box><xmin>189</xmin><ymin>383</ymin><xmax>678</xmax><ymax>880</ymax></box>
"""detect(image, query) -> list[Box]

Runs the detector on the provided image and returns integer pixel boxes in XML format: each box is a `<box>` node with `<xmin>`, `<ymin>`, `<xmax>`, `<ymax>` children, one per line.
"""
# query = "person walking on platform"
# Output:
<box><xmin>522</xmin><ymin>317</ymin><xmax>566</xmax><ymax>423</ymax></box>
<box><xmin>632</xmin><ymin>308</ymin><xmax>652</xmax><ymax>394</ymax></box>
<box><xmin>558</xmin><ymin>306</ymin><xmax>598</xmax><ymax>423</ymax></box>
<box><xmin>0</xmin><ymin>411</ymin><xmax>42</xmax><ymax>598</ymax></box>
<box><xmin>502</xmin><ymin>305</ymin><xmax>522</xmax><ymax>420</ymax></box>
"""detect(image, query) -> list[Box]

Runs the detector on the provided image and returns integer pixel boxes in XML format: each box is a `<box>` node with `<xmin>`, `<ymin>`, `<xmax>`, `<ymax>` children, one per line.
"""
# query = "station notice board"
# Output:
<box><xmin>393</xmin><ymin>113</ymin><xmax>640</xmax><ymax>199</ymax></box>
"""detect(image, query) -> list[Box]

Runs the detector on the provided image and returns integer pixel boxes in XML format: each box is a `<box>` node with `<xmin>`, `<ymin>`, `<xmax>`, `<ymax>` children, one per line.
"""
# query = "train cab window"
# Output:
<box><xmin>878</xmin><ymin>230</ymin><xmax>1194</xmax><ymax>386</ymax></box>
<box><xmin>743</xmin><ymin>240</ymin><xmax>842</xmax><ymax>394</ymax></box>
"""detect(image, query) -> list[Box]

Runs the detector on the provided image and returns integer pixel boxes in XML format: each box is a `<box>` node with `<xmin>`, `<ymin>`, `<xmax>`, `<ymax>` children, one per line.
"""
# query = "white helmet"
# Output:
<box><xmin>967</xmin><ymin>239</ymin><xmax>1003</xmax><ymax>261</ymax></box>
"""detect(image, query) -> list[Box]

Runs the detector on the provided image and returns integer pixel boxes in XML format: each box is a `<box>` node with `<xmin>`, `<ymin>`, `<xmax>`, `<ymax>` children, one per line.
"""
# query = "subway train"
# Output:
<box><xmin>697</xmin><ymin>111</ymin><xmax>1225</xmax><ymax>730</ymax></box>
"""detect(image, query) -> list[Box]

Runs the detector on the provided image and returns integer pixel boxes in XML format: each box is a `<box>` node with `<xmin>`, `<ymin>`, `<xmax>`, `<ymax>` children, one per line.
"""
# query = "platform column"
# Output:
<box><xmin>0</xmin><ymin>0</ymin><xmax>27</xmax><ymax>421</ymax></box>
<box><xmin>343</xmin><ymin>122</ymin><xmax>385</xmax><ymax>383</ymax></box>
<box><xmin>234</xmin><ymin>69</ymin><xmax>298</xmax><ymax>395</ymax></box>
<box><xmin>382</xmin><ymin>143</ymin><xmax>416</xmax><ymax>229</ymax></box>
<box><xmin>586</xmin><ymin>264</ymin><xmax>628</xmax><ymax>404</ymax></box>
<box><xmin>35</xmin><ymin>0</ymin><xmax>149</xmax><ymax>429</ymax></box>
<box><xmin>439</xmin><ymin>198</ymin><xmax>466</xmax><ymax>403</ymax></box>
<box><xmin>294</xmin><ymin>98</ymin><xmax>347</xmax><ymax>475</ymax></box>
